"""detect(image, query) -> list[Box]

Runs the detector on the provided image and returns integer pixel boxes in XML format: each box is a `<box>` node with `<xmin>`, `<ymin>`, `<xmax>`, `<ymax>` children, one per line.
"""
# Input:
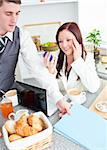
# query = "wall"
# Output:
<box><xmin>18</xmin><ymin>2</ymin><xmax>78</xmax><ymax>27</ymax></box>
<box><xmin>78</xmin><ymin>0</ymin><xmax>107</xmax><ymax>46</ymax></box>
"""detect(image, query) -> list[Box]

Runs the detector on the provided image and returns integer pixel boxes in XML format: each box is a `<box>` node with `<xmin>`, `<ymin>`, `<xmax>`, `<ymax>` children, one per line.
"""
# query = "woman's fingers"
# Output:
<box><xmin>43</xmin><ymin>52</ymin><xmax>49</xmax><ymax>67</ymax></box>
<box><xmin>49</xmin><ymin>55</ymin><xmax>53</xmax><ymax>61</ymax></box>
<box><xmin>43</xmin><ymin>51</ymin><xmax>47</xmax><ymax>57</ymax></box>
<box><xmin>43</xmin><ymin>52</ymin><xmax>52</xmax><ymax>67</ymax></box>
<box><xmin>72</xmin><ymin>38</ymin><xmax>81</xmax><ymax>51</ymax></box>
<box><xmin>72</xmin><ymin>38</ymin><xmax>82</xmax><ymax>60</ymax></box>
<box><xmin>72</xmin><ymin>38</ymin><xmax>79</xmax><ymax>46</ymax></box>
<box><xmin>43</xmin><ymin>52</ymin><xmax>57</xmax><ymax>74</ymax></box>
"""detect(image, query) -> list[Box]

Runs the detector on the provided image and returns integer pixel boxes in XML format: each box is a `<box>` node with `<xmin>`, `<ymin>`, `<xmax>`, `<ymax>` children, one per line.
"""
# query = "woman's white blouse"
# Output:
<box><xmin>58</xmin><ymin>53</ymin><xmax>100</xmax><ymax>93</ymax></box>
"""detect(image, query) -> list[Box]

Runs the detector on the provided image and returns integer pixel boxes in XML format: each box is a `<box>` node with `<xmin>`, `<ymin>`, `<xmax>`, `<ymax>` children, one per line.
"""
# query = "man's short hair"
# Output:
<box><xmin>0</xmin><ymin>0</ymin><xmax>21</xmax><ymax>6</ymax></box>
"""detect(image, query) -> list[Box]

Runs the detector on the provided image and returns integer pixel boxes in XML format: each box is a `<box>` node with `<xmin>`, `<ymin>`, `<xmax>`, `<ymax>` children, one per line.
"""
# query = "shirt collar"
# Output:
<box><xmin>0</xmin><ymin>32</ymin><xmax>13</xmax><ymax>41</ymax></box>
<box><xmin>5</xmin><ymin>32</ymin><xmax>13</xmax><ymax>41</ymax></box>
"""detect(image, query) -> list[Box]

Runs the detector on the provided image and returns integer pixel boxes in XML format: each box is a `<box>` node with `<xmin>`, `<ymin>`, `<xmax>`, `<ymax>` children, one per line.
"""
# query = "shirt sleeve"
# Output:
<box><xmin>19</xmin><ymin>28</ymin><xmax>63</xmax><ymax>104</ymax></box>
<box><xmin>71</xmin><ymin>53</ymin><xmax>101</xmax><ymax>93</ymax></box>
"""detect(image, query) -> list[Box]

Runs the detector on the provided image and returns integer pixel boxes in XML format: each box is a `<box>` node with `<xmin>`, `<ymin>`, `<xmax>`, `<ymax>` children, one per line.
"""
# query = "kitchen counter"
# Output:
<box><xmin>0</xmin><ymin>78</ymin><xmax>106</xmax><ymax>150</ymax></box>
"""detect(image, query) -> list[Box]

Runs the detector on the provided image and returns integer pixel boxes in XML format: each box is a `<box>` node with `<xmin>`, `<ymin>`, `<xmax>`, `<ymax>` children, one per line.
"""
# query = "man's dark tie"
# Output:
<box><xmin>0</xmin><ymin>37</ymin><xmax>7</xmax><ymax>53</ymax></box>
<box><xmin>2</xmin><ymin>37</ymin><xmax>6</xmax><ymax>43</ymax></box>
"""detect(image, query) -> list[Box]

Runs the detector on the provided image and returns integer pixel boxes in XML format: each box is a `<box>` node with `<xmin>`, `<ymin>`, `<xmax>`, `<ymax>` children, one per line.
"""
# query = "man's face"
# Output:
<box><xmin>0</xmin><ymin>1</ymin><xmax>20</xmax><ymax>35</ymax></box>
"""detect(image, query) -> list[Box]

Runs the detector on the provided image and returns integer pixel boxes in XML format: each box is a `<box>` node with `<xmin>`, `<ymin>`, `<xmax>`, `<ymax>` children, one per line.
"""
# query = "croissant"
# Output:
<box><xmin>9</xmin><ymin>113</ymin><xmax>46</xmax><ymax>138</ymax></box>
<box><xmin>9</xmin><ymin>134</ymin><xmax>22</xmax><ymax>142</ymax></box>
<box><xmin>16</xmin><ymin>114</ymin><xmax>28</xmax><ymax>125</ymax></box>
<box><xmin>15</xmin><ymin>114</ymin><xmax>38</xmax><ymax>137</ymax></box>
<box><xmin>28</xmin><ymin>114</ymin><xmax>43</xmax><ymax>132</ymax></box>
<box><xmin>5</xmin><ymin>120</ymin><xmax>16</xmax><ymax>134</ymax></box>
<box><xmin>15</xmin><ymin>123</ymin><xmax>38</xmax><ymax>137</ymax></box>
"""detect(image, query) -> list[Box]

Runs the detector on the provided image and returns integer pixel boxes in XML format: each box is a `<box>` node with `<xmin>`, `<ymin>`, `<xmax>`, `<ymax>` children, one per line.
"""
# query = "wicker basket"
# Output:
<box><xmin>25</xmin><ymin>134</ymin><xmax>52</xmax><ymax>150</ymax></box>
<box><xmin>2</xmin><ymin>111</ymin><xmax>53</xmax><ymax>150</ymax></box>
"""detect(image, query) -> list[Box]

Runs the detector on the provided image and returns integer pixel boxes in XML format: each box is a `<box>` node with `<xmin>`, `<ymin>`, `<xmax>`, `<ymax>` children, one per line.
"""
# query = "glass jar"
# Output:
<box><xmin>0</xmin><ymin>95</ymin><xmax>14</xmax><ymax>118</ymax></box>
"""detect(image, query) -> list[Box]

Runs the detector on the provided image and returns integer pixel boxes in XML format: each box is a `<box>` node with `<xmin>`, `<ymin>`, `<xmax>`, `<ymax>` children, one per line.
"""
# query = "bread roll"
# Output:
<box><xmin>15</xmin><ymin>114</ymin><xmax>38</xmax><ymax>137</ymax></box>
<box><xmin>39</xmin><ymin>118</ymin><xmax>46</xmax><ymax>129</ymax></box>
<box><xmin>28</xmin><ymin>114</ymin><xmax>43</xmax><ymax>132</ymax></box>
<box><xmin>28</xmin><ymin>114</ymin><xmax>40</xmax><ymax>125</ymax></box>
<box><xmin>15</xmin><ymin>123</ymin><xmax>38</xmax><ymax>137</ymax></box>
<box><xmin>8</xmin><ymin>113</ymin><xmax>46</xmax><ymax>137</ymax></box>
<box><xmin>9</xmin><ymin>134</ymin><xmax>22</xmax><ymax>142</ymax></box>
<box><xmin>5</xmin><ymin>120</ymin><xmax>16</xmax><ymax>134</ymax></box>
<box><xmin>16</xmin><ymin>114</ymin><xmax>28</xmax><ymax>125</ymax></box>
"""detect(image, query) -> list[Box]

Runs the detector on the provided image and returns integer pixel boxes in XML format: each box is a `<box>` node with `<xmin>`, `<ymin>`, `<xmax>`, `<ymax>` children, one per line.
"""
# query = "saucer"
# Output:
<box><xmin>95</xmin><ymin>101</ymin><xmax>107</xmax><ymax>113</ymax></box>
<box><xmin>66</xmin><ymin>95</ymin><xmax>86</xmax><ymax>105</ymax></box>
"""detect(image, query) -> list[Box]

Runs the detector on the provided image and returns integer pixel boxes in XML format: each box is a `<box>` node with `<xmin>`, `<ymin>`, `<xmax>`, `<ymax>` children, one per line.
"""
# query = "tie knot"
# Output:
<box><xmin>0</xmin><ymin>36</ymin><xmax>7</xmax><ymax>53</ymax></box>
<box><xmin>1</xmin><ymin>36</ymin><xmax>7</xmax><ymax>44</ymax></box>
<box><xmin>2</xmin><ymin>37</ymin><xmax>6</xmax><ymax>43</ymax></box>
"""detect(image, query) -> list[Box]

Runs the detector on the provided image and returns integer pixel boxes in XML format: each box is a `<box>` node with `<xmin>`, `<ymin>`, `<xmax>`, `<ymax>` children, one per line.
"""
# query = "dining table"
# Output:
<box><xmin>0</xmin><ymin>78</ymin><xmax>107</xmax><ymax>150</ymax></box>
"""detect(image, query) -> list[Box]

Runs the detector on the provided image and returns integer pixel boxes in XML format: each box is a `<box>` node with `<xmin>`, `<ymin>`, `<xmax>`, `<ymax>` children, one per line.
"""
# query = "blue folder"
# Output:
<box><xmin>54</xmin><ymin>103</ymin><xmax>107</xmax><ymax>150</ymax></box>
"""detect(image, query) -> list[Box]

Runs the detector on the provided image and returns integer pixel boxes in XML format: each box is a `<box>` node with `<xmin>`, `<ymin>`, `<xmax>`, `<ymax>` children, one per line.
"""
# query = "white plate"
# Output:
<box><xmin>95</xmin><ymin>101</ymin><xmax>107</xmax><ymax>113</ymax></box>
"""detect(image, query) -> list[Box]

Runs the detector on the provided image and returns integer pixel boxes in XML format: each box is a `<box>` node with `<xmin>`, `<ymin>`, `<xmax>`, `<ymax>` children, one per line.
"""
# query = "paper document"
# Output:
<box><xmin>54</xmin><ymin>103</ymin><xmax>107</xmax><ymax>150</ymax></box>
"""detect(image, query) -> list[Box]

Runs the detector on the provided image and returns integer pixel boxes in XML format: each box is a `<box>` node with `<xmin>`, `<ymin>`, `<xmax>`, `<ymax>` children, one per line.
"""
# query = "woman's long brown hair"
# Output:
<box><xmin>56</xmin><ymin>22</ymin><xmax>86</xmax><ymax>79</ymax></box>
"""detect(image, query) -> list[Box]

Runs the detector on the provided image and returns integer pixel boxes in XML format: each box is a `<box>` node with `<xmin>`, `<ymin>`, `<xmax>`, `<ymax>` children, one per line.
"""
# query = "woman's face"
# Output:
<box><xmin>58</xmin><ymin>29</ymin><xmax>76</xmax><ymax>56</ymax></box>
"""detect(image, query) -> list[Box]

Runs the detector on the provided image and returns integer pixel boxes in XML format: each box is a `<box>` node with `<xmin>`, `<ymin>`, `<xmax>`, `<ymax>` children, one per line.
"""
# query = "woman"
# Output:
<box><xmin>44</xmin><ymin>22</ymin><xmax>100</xmax><ymax>94</ymax></box>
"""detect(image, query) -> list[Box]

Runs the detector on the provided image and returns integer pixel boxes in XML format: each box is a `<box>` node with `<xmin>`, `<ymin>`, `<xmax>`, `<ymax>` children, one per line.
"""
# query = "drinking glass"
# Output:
<box><xmin>0</xmin><ymin>96</ymin><xmax>14</xmax><ymax>118</ymax></box>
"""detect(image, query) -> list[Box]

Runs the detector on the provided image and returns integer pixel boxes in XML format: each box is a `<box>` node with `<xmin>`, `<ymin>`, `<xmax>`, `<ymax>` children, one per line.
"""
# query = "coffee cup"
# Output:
<box><xmin>67</xmin><ymin>88</ymin><xmax>86</xmax><ymax>104</ymax></box>
<box><xmin>5</xmin><ymin>89</ymin><xmax>18</xmax><ymax>106</ymax></box>
<box><xmin>8</xmin><ymin>109</ymin><xmax>29</xmax><ymax>121</ymax></box>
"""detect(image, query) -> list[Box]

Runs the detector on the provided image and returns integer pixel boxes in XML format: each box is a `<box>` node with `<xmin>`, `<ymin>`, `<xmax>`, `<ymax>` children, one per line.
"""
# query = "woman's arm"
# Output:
<box><xmin>71</xmin><ymin>52</ymin><xmax>100</xmax><ymax>93</ymax></box>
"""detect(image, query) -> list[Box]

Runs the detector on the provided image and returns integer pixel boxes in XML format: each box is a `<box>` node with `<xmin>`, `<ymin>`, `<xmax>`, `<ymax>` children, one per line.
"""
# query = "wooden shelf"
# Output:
<box><xmin>22</xmin><ymin>0</ymin><xmax>78</xmax><ymax>6</ymax></box>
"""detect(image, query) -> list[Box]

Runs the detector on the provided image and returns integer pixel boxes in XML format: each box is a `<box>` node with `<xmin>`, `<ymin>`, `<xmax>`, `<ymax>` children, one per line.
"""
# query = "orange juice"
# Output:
<box><xmin>0</xmin><ymin>101</ymin><xmax>14</xmax><ymax>118</ymax></box>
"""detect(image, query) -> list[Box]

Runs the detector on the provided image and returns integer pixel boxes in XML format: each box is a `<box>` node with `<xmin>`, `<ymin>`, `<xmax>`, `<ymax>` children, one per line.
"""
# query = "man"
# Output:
<box><xmin>0</xmin><ymin>0</ymin><xmax>70</xmax><ymax>116</ymax></box>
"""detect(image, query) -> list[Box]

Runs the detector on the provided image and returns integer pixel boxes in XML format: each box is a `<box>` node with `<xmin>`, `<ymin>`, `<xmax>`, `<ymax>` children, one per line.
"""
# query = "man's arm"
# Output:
<box><xmin>19</xmin><ymin>28</ymin><xmax>63</xmax><ymax>104</ymax></box>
